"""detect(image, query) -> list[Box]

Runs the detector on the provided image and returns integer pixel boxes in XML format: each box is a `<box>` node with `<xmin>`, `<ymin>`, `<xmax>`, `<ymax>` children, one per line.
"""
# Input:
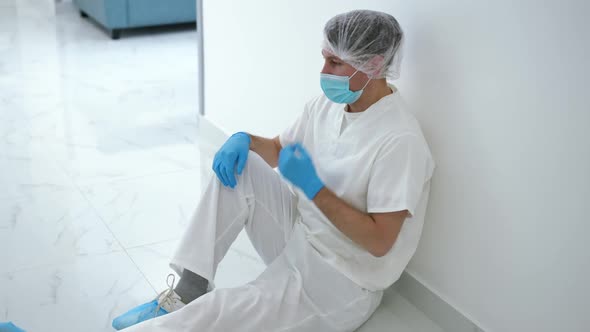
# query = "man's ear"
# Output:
<box><xmin>366</xmin><ymin>55</ymin><xmax>385</xmax><ymax>78</ymax></box>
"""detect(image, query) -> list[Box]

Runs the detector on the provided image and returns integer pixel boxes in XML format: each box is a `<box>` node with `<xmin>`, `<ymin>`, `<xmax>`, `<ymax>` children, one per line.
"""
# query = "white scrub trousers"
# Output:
<box><xmin>122</xmin><ymin>152</ymin><xmax>383</xmax><ymax>332</ymax></box>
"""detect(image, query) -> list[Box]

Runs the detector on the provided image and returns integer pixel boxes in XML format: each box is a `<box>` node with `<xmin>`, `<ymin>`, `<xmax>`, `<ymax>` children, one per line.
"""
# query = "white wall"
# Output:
<box><xmin>200</xmin><ymin>1</ymin><xmax>590</xmax><ymax>331</ymax></box>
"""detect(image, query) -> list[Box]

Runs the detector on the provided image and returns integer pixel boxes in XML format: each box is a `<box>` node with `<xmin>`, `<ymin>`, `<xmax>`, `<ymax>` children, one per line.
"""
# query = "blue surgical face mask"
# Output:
<box><xmin>320</xmin><ymin>69</ymin><xmax>371</xmax><ymax>104</ymax></box>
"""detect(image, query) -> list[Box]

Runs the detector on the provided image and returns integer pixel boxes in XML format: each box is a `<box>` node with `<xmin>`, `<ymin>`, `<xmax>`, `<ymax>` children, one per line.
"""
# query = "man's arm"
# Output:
<box><xmin>248</xmin><ymin>134</ymin><xmax>282</xmax><ymax>168</ymax></box>
<box><xmin>313</xmin><ymin>187</ymin><xmax>407</xmax><ymax>257</ymax></box>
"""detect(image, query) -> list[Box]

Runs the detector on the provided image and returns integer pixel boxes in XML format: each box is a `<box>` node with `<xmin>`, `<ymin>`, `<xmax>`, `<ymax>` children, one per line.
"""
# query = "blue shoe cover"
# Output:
<box><xmin>0</xmin><ymin>322</ymin><xmax>26</xmax><ymax>332</ymax></box>
<box><xmin>112</xmin><ymin>299</ymin><xmax>169</xmax><ymax>330</ymax></box>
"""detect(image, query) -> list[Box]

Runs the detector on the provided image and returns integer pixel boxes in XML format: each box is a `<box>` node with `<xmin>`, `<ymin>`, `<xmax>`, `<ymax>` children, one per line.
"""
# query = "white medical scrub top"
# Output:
<box><xmin>279</xmin><ymin>85</ymin><xmax>435</xmax><ymax>291</ymax></box>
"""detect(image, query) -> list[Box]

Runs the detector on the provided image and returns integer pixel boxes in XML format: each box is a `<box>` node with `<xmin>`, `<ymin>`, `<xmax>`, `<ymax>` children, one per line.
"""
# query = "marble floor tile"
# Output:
<box><xmin>0</xmin><ymin>0</ymin><xmax>202</xmax><ymax>330</ymax></box>
<box><xmin>0</xmin><ymin>252</ymin><xmax>156</xmax><ymax>332</ymax></box>
<box><xmin>0</xmin><ymin>187</ymin><xmax>121</xmax><ymax>274</ymax></box>
<box><xmin>0</xmin><ymin>152</ymin><xmax>76</xmax><ymax>200</ymax></box>
<box><xmin>79</xmin><ymin>169</ymin><xmax>202</xmax><ymax>249</ymax></box>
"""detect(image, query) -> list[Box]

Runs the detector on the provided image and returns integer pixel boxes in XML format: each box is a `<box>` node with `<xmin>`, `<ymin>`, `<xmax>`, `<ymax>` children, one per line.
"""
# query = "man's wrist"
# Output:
<box><xmin>233</xmin><ymin>132</ymin><xmax>252</xmax><ymax>151</ymax></box>
<box><xmin>304</xmin><ymin>177</ymin><xmax>324</xmax><ymax>200</ymax></box>
<box><xmin>234</xmin><ymin>131</ymin><xmax>251</xmax><ymax>143</ymax></box>
<box><xmin>311</xmin><ymin>186</ymin><xmax>328</xmax><ymax>203</ymax></box>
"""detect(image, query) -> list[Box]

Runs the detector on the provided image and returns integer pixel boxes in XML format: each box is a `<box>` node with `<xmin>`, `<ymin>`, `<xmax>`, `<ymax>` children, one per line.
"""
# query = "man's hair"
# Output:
<box><xmin>323</xmin><ymin>10</ymin><xmax>404</xmax><ymax>80</ymax></box>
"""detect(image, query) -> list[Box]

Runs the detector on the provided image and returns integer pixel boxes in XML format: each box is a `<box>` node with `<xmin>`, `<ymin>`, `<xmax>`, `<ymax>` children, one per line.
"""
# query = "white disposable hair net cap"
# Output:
<box><xmin>322</xmin><ymin>10</ymin><xmax>405</xmax><ymax>80</ymax></box>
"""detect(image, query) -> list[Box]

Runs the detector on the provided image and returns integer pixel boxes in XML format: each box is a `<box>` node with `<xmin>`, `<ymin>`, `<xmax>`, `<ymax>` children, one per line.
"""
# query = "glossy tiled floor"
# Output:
<box><xmin>0</xmin><ymin>1</ymin><xmax>265</xmax><ymax>331</ymax></box>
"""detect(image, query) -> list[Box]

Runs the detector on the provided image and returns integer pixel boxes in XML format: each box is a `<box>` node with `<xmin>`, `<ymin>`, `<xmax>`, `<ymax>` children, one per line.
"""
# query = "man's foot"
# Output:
<box><xmin>112</xmin><ymin>274</ymin><xmax>185</xmax><ymax>331</ymax></box>
<box><xmin>0</xmin><ymin>322</ymin><xmax>26</xmax><ymax>332</ymax></box>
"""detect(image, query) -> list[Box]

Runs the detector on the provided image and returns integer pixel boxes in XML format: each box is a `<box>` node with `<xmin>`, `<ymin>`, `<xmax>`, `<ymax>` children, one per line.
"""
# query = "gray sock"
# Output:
<box><xmin>174</xmin><ymin>269</ymin><xmax>209</xmax><ymax>304</ymax></box>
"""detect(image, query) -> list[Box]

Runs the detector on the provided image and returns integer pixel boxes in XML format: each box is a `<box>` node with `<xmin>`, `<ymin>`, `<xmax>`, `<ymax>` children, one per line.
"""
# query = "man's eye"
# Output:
<box><xmin>331</xmin><ymin>61</ymin><xmax>341</xmax><ymax>65</ymax></box>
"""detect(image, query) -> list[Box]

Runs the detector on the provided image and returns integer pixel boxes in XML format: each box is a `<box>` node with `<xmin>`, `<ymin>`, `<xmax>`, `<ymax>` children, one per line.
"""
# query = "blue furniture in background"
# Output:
<box><xmin>73</xmin><ymin>0</ymin><xmax>196</xmax><ymax>39</ymax></box>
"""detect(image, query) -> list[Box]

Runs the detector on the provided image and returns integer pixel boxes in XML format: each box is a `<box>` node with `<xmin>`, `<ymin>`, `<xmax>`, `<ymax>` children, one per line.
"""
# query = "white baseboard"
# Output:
<box><xmin>396</xmin><ymin>271</ymin><xmax>488</xmax><ymax>332</ymax></box>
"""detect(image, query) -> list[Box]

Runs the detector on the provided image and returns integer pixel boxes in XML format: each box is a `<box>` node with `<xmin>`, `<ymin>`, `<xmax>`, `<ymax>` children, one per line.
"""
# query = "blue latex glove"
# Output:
<box><xmin>278</xmin><ymin>143</ymin><xmax>324</xmax><ymax>200</ymax></box>
<box><xmin>212</xmin><ymin>132</ymin><xmax>251</xmax><ymax>188</ymax></box>
<box><xmin>0</xmin><ymin>322</ymin><xmax>26</xmax><ymax>332</ymax></box>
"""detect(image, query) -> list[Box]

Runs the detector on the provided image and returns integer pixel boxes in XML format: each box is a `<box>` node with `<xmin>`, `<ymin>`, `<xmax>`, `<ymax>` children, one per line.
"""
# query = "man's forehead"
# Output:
<box><xmin>321</xmin><ymin>49</ymin><xmax>341</xmax><ymax>60</ymax></box>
